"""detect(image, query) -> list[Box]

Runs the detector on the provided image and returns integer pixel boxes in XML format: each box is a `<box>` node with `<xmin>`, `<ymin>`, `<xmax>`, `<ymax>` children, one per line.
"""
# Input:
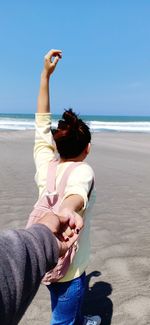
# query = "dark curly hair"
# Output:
<box><xmin>53</xmin><ymin>109</ymin><xmax>91</xmax><ymax>159</ymax></box>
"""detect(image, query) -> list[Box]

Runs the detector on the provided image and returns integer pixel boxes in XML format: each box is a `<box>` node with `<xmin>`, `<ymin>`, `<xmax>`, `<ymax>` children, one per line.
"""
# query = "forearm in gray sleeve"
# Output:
<box><xmin>0</xmin><ymin>224</ymin><xmax>59</xmax><ymax>325</ymax></box>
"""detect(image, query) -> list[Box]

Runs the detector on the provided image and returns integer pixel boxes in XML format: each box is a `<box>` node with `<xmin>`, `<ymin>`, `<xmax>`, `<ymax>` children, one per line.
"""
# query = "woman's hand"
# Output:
<box><xmin>36</xmin><ymin>210</ymin><xmax>83</xmax><ymax>257</ymax></box>
<box><xmin>37</xmin><ymin>49</ymin><xmax>62</xmax><ymax>113</ymax></box>
<box><xmin>57</xmin><ymin>208</ymin><xmax>84</xmax><ymax>240</ymax></box>
<box><xmin>43</xmin><ymin>49</ymin><xmax>62</xmax><ymax>77</ymax></box>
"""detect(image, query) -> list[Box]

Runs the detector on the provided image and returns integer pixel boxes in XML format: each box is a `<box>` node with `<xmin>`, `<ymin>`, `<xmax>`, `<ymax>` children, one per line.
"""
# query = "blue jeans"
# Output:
<box><xmin>47</xmin><ymin>272</ymin><xmax>86</xmax><ymax>325</ymax></box>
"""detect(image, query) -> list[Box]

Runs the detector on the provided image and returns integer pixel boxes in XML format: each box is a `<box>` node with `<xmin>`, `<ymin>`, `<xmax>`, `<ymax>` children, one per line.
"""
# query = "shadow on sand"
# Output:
<box><xmin>82</xmin><ymin>271</ymin><xmax>113</xmax><ymax>325</ymax></box>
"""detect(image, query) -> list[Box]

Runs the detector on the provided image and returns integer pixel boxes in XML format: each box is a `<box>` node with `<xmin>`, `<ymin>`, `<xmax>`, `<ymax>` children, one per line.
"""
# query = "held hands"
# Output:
<box><xmin>37</xmin><ymin>210</ymin><xmax>83</xmax><ymax>257</ymax></box>
<box><xmin>43</xmin><ymin>49</ymin><xmax>62</xmax><ymax>77</ymax></box>
<box><xmin>57</xmin><ymin>207</ymin><xmax>82</xmax><ymax>238</ymax></box>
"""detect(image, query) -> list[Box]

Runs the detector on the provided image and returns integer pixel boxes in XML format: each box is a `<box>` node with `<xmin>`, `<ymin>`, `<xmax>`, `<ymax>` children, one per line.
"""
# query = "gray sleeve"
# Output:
<box><xmin>0</xmin><ymin>224</ymin><xmax>59</xmax><ymax>325</ymax></box>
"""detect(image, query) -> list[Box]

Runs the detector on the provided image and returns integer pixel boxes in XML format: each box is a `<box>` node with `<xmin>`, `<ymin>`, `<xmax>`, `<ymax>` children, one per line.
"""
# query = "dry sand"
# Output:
<box><xmin>0</xmin><ymin>130</ymin><xmax>150</xmax><ymax>325</ymax></box>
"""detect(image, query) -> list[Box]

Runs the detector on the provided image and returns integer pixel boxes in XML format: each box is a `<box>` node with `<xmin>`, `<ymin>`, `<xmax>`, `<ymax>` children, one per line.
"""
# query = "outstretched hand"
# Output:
<box><xmin>43</xmin><ymin>49</ymin><xmax>62</xmax><ymax>77</ymax></box>
<box><xmin>37</xmin><ymin>210</ymin><xmax>83</xmax><ymax>256</ymax></box>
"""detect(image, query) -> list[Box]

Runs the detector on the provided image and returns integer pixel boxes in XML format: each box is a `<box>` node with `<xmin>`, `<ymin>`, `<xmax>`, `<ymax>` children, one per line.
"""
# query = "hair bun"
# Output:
<box><xmin>54</xmin><ymin>108</ymin><xmax>91</xmax><ymax>159</ymax></box>
<box><xmin>62</xmin><ymin>109</ymin><xmax>78</xmax><ymax>128</ymax></box>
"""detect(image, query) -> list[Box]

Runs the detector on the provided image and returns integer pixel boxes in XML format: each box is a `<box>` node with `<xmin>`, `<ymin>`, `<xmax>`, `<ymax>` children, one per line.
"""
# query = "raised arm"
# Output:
<box><xmin>37</xmin><ymin>49</ymin><xmax>62</xmax><ymax>113</ymax></box>
<box><xmin>34</xmin><ymin>50</ymin><xmax>62</xmax><ymax>197</ymax></box>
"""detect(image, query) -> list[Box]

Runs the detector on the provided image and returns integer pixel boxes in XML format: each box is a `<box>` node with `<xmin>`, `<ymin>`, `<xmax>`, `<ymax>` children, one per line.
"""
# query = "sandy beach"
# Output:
<box><xmin>0</xmin><ymin>130</ymin><xmax>150</xmax><ymax>325</ymax></box>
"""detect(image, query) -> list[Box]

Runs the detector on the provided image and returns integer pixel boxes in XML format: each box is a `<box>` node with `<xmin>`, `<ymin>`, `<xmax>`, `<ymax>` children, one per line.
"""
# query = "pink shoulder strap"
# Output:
<box><xmin>46</xmin><ymin>160</ymin><xmax>94</xmax><ymax>213</ymax></box>
<box><xmin>46</xmin><ymin>159</ymin><xmax>59</xmax><ymax>192</ymax></box>
<box><xmin>56</xmin><ymin>162</ymin><xmax>83</xmax><ymax>198</ymax></box>
<box><xmin>47</xmin><ymin>160</ymin><xmax>83</xmax><ymax>193</ymax></box>
<box><xmin>57</xmin><ymin>162</ymin><xmax>94</xmax><ymax>200</ymax></box>
<box><xmin>53</xmin><ymin>161</ymin><xmax>83</xmax><ymax>212</ymax></box>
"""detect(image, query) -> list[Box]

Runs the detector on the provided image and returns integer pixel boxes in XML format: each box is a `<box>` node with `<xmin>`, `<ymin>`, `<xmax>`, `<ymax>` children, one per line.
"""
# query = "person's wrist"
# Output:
<box><xmin>56</xmin><ymin>238</ymin><xmax>67</xmax><ymax>257</ymax></box>
<box><xmin>41</xmin><ymin>69</ymin><xmax>51</xmax><ymax>80</ymax></box>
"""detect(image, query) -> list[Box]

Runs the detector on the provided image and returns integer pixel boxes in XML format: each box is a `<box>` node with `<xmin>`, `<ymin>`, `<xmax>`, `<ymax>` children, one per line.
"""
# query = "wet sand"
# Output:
<box><xmin>0</xmin><ymin>131</ymin><xmax>150</xmax><ymax>325</ymax></box>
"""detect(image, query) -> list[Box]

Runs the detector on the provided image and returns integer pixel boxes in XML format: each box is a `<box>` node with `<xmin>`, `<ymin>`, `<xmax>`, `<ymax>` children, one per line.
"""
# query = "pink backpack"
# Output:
<box><xmin>26</xmin><ymin>159</ymin><xmax>84</xmax><ymax>284</ymax></box>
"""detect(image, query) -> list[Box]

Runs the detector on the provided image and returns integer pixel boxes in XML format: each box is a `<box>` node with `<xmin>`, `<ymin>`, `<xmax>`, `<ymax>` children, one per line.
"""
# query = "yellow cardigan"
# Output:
<box><xmin>34</xmin><ymin>113</ymin><xmax>96</xmax><ymax>282</ymax></box>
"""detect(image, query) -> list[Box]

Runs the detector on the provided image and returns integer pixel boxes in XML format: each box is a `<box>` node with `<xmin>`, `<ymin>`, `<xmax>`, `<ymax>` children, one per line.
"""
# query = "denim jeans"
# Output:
<box><xmin>47</xmin><ymin>272</ymin><xmax>86</xmax><ymax>325</ymax></box>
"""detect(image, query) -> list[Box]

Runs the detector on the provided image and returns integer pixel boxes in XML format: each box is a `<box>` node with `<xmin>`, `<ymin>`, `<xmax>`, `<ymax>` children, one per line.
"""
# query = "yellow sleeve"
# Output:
<box><xmin>34</xmin><ymin>113</ymin><xmax>56</xmax><ymax>197</ymax></box>
<box><xmin>62</xmin><ymin>164</ymin><xmax>95</xmax><ymax>210</ymax></box>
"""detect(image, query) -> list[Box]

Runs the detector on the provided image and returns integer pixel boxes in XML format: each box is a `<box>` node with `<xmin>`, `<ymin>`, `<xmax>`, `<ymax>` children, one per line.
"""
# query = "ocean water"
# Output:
<box><xmin>0</xmin><ymin>113</ymin><xmax>150</xmax><ymax>133</ymax></box>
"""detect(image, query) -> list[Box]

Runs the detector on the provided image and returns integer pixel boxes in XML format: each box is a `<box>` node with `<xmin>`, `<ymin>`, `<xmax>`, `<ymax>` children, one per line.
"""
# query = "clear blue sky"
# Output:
<box><xmin>0</xmin><ymin>1</ymin><xmax>150</xmax><ymax>116</ymax></box>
